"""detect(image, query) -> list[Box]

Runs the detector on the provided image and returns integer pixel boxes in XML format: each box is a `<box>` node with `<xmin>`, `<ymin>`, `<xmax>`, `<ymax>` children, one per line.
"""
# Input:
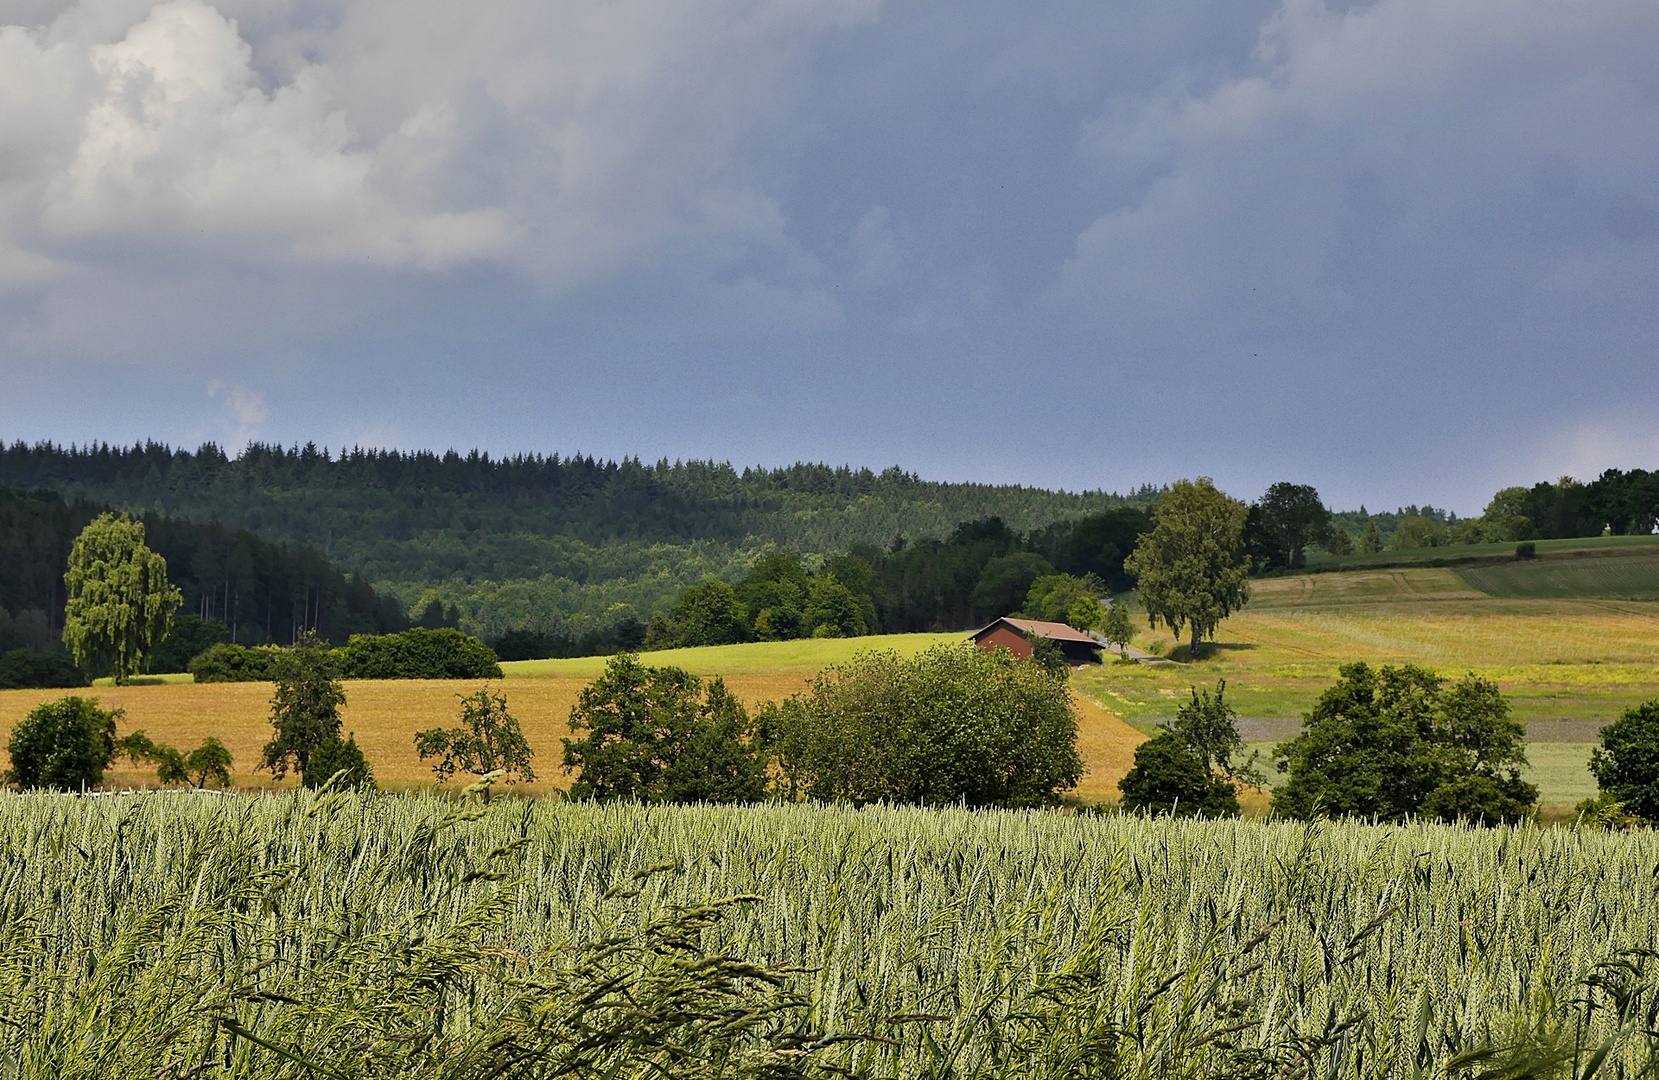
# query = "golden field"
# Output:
<box><xmin>0</xmin><ymin>650</ymin><xmax>1145</xmax><ymax>801</ymax></box>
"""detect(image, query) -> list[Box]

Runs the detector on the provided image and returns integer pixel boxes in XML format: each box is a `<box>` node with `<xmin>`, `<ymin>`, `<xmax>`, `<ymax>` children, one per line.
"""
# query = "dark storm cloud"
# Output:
<box><xmin>0</xmin><ymin>0</ymin><xmax>1654</xmax><ymax>512</ymax></box>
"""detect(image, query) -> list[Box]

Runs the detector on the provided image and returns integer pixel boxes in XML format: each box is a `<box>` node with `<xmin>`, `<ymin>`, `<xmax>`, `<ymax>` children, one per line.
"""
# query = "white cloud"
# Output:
<box><xmin>207</xmin><ymin>378</ymin><xmax>265</xmax><ymax>442</ymax></box>
<box><xmin>0</xmin><ymin>0</ymin><xmax>883</xmax><ymax>286</ymax></box>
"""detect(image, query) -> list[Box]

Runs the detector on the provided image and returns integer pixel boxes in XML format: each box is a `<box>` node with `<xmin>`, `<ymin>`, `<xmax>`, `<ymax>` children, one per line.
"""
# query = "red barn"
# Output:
<box><xmin>970</xmin><ymin>617</ymin><xmax>1102</xmax><ymax>665</ymax></box>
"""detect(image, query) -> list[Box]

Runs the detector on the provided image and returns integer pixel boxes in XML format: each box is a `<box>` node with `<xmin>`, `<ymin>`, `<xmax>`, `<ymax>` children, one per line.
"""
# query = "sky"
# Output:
<box><xmin>0</xmin><ymin>0</ymin><xmax>1655</xmax><ymax>514</ymax></box>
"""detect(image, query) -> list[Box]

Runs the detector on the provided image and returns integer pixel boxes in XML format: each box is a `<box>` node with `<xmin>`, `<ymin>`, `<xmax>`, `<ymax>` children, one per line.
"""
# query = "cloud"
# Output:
<box><xmin>207</xmin><ymin>379</ymin><xmax>266</xmax><ymax>442</ymax></box>
<box><xmin>0</xmin><ymin>0</ymin><xmax>883</xmax><ymax>286</ymax></box>
<box><xmin>1057</xmin><ymin>0</ymin><xmax>1659</xmax><ymax>357</ymax></box>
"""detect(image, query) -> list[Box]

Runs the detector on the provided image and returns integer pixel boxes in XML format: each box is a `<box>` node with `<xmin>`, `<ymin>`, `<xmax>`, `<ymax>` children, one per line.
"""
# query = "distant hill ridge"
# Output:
<box><xmin>0</xmin><ymin>441</ymin><xmax>1155</xmax><ymax>636</ymax></box>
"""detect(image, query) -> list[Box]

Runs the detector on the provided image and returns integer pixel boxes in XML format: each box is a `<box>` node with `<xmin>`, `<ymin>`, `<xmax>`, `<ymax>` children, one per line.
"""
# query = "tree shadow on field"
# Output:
<box><xmin>1169</xmin><ymin>642</ymin><xmax>1257</xmax><ymax>663</ymax></box>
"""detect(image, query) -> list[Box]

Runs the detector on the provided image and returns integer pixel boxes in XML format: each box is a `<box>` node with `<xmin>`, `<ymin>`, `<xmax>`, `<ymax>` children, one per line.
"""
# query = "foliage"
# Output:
<box><xmin>1099</xmin><ymin>601</ymin><xmax>1134</xmax><ymax>656</ymax></box>
<box><xmin>1589</xmin><ymin>701</ymin><xmax>1659</xmax><ymax>823</ymax></box>
<box><xmin>0</xmin><ymin>484</ymin><xmax>405</xmax><ymax>654</ymax></box>
<box><xmin>1024</xmin><ymin>633</ymin><xmax>1071</xmax><ymax>678</ymax></box>
<box><xmin>189</xmin><ymin>642</ymin><xmax>281</xmax><ymax>682</ymax></box>
<box><xmin>1575</xmin><ymin>792</ymin><xmax>1635</xmax><ymax>830</ymax></box>
<box><xmin>1324</xmin><ymin>527</ymin><xmax>1354</xmax><ymax>556</ymax></box>
<box><xmin>1028</xmin><ymin>505</ymin><xmax>1154</xmax><ymax>593</ymax></box>
<box><xmin>763</xmin><ymin>643</ymin><xmax>1081</xmax><ymax>807</ymax></box>
<box><xmin>260</xmin><ymin>632</ymin><xmax>346</xmax><ymax>779</ymax></box>
<box><xmin>1164</xmin><ymin>679</ymin><xmax>1262</xmax><ymax>785</ymax></box>
<box><xmin>1359</xmin><ymin>520</ymin><xmax>1384</xmax><ymax>552</ymax></box>
<box><xmin>145</xmin><ymin>613</ymin><xmax>228</xmax><ymax>674</ymax></box>
<box><xmin>0</xmin><ymin>648</ymin><xmax>89</xmax><ymax>689</ymax></box>
<box><xmin>673</xmin><ymin>580</ymin><xmax>751</xmax><ymax>647</ymax></box>
<box><xmin>1516</xmin><ymin>541</ymin><xmax>1537</xmax><ymax>559</ymax></box>
<box><xmin>970</xmin><ymin>552</ymin><xmax>1056</xmax><ymax>619</ymax></box>
<box><xmin>117</xmin><ymin>731</ymin><xmax>233</xmax><ymax>788</ymax></box>
<box><xmin>334</xmin><ymin>627</ymin><xmax>503</xmax><ymax>679</ymax></box>
<box><xmin>1274</xmin><ymin>663</ymin><xmax>1537</xmax><ymax>823</ymax></box>
<box><xmin>1124</xmin><ymin>479</ymin><xmax>1252</xmax><ymax>658</ymax></box>
<box><xmin>1022</xmin><ymin>573</ymin><xmax>1106</xmax><ymax>629</ymax></box>
<box><xmin>1250</xmin><ymin>482</ymin><xmax>1332</xmax><ymax>571</ymax></box>
<box><xmin>4</xmin><ymin>695</ymin><xmax>120</xmax><ymax>789</ymax></box>
<box><xmin>416</xmin><ymin>687</ymin><xmax>537</xmax><ymax>799</ymax></box>
<box><xmin>803</xmin><ymin>575</ymin><xmax>869</xmax><ymax>638</ymax></box>
<box><xmin>304</xmin><ymin>733</ymin><xmax>374</xmax><ymax>789</ymax></box>
<box><xmin>1117</xmin><ymin>732</ymin><xmax>1240</xmax><ymax>816</ymax></box>
<box><xmin>563</xmin><ymin>653</ymin><xmax>767</xmax><ymax>803</ymax></box>
<box><xmin>1391</xmin><ymin>515</ymin><xmax>1447</xmax><ymax>550</ymax></box>
<box><xmin>61</xmin><ymin>513</ymin><xmax>182</xmax><ymax>683</ymax></box>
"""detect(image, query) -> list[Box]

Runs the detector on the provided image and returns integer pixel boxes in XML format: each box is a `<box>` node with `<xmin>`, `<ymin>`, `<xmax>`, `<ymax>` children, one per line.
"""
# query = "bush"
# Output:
<box><xmin>304</xmin><ymin>733</ymin><xmax>374</xmax><ymax>789</ymax></box>
<box><xmin>1118</xmin><ymin>733</ymin><xmax>1240</xmax><ymax>816</ymax></box>
<box><xmin>1589</xmin><ymin>701</ymin><xmax>1659</xmax><ymax>823</ymax></box>
<box><xmin>0</xmin><ymin>649</ymin><xmax>89</xmax><ymax>689</ymax></box>
<box><xmin>1273</xmin><ymin>663</ymin><xmax>1537</xmax><ymax>823</ymax></box>
<box><xmin>335</xmin><ymin>628</ymin><xmax>503</xmax><ymax>680</ymax></box>
<box><xmin>189</xmin><ymin>643</ymin><xmax>280</xmax><ymax>682</ymax></box>
<box><xmin>1515</xmin><ymin>542</ymin><xmax>1537</xmax><ymax>559</ymax></box>
<box><xmin>562</xmin><ymin>653</ymin><xmax>765</xmax><ymax>803</ymax></box>
<box><xmin>5</xmin><ymin>695</ymin><xmax>121</xmax><ymax>790</ymax></box>
<box><xmin>765</xmin><ymin>642</ymin><xmax>1082</xmax><ymax>808</ymax></box>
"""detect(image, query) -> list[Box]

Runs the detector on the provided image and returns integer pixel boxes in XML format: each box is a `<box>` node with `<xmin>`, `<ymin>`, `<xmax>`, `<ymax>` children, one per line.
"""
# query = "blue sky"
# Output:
<box><xmin>0</xmin><ymin>0</ymin><xmax>1655</xmax><ymax>514</ymax></box>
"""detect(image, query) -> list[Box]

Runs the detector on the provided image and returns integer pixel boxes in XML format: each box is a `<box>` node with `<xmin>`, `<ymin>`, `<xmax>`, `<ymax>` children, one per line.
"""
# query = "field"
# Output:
<box><xmin>0</xmin><ymin>634</ymin><xmax>1145</xmax><ymax>802</ymax></box>
<box><xmin>7</xmin><ymin>790</ymin><xmax>1659</xmax><ymax>1078</ymax></box>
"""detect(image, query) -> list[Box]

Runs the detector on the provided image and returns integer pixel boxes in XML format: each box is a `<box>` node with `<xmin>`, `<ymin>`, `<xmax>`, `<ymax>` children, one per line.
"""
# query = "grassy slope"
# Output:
<box><xmin>1072</xmin><ymin>554</ymin><xmax>1659</xmax><ymax>808</ymax></box>
<box><xmin>499</xmin><ymin>633</ymin><xmax>964</xmax><ymax>677</ymax></box>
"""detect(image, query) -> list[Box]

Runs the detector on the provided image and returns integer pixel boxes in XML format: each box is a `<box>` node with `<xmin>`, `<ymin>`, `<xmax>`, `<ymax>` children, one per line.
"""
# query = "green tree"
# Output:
<box><xmin>672</xmin><ymin>581</ymin><xmax>749</xmax><ymax>647</ymax></box>
<box><xmin>1123</xmin><ymin>479</ymin><xmax>1251</xmax><ymax>659</ymax></box>
<box><xmin>1325</xmin><ymin>528</ymin><xmax>1355</xmax><ymax>556</ymax></box>
<box><xmin>305</xmin><ymin>733</ymin><xmax>374</xmax><ymax>789</ymax></box>
<box><xmin>971</xmin><ymin>553</ymin><xmax>1056</xmax><ymax>619</ymax></box>
<box><xmin>1099</xmin><ymin>600</ymin><xmax>1134</xmax><ymax>659</ymax></box>
<box><xmin>562</xmin><ymin>653</ymin><xmax>766</xmax><ymax>803</ymax></box>
<box><xmin>61</xmin><ymin>513</ymin><xmax>183</xmax><ymax>684</ymax></box>
<box><xmin>260</xmin><ymin>632</ymin><xmax>347</xmax><ymax>779</ymax></box>
<box><xmin>1589</xmin><ymin>701</ymin><xmax>1659</xmax><ymax>823</ymax></box>
<box><xmin>1359</xmin><ymin>521</ymin><xmax>1384</xmax><ymax>553</ymax></box>
<box><xmin>5</xmin><ymin>695</ymin><xmax>121</xmax><ymax>790</ymax></box>
<box><xmin>1118</xmin><ymin>732</ymin><xmax>1240</xmax><ymax>817</ymax></box>
<box><xmin>1274</xmin><ymin>663</ymin><xmax>1536</xmax><ymax>823</ymax></box>
<box><xmin>1023</xmin><ymin>573</ymin><xmax>1106</xmax><ymax>629</ymax></box>
<box><xmin>416</xmin><ymin>686</ymin><xmax>537</xmax><ymax>801</ymax></box>
<box><xmin>1255</xmin><ymin>483</ymin><xmax>1332</xmax><ymax>570</ymax></box>
<box><xmin>184</xmin><ymin>737</ymin><xmax>234</xmax><ymax>788</ymax></box>
<box><xmin>767</xmin><ymin>643</ymin><xmax>1081</xmax><ymax>808</ymax></box>
<box><xmin>803</xmin><ymin>575</ymin><xmax>866</xmax><ymax>638</ymax></box>
<box><xmin>1165</xmin><ymin>679</ymin><xmax>1262</xmax><ymax>785</ymax></box>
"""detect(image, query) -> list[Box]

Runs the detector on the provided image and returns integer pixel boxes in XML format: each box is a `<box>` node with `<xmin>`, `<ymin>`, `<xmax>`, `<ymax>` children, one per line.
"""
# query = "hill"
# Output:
<box><xmin>0</xmin><ymin>441</ymin><xmax>1152</xmax><ymax>637</ymax></box>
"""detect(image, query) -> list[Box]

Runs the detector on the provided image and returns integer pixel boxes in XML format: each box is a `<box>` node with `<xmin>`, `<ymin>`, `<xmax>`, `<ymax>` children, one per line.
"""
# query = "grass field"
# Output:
<box><xmin>10</xmin><ymin>792</ymin><xmax>1659</xmax><ymax>1078</ymax></box>
<box><xmin>499</xmin><ymin>632</ymin><xmax>963</xmax><ymax>677</ymax></box>
<box><xmin>1303</xmin><ymin>530</ymin><xmax>1659</xmax><ymax>572</ymax></box>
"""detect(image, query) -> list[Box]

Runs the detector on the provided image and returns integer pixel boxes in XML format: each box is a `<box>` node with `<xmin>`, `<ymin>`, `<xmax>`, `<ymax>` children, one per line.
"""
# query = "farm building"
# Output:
<box><xmin>970</xmin><ymin>617</ymin><xmax>1102</xmax><ymax>665</ymax></box>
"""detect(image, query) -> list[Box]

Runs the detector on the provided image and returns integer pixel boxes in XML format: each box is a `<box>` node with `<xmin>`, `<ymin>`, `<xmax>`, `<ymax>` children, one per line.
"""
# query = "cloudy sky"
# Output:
<box><xmin>0</xmin><ymin>0</ymin><xmax>1655</xmax><ymax>513</ymax></box>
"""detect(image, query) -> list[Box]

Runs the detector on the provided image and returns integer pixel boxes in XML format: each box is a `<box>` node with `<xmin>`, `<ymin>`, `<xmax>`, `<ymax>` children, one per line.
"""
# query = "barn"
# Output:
<box><xmin>969</xmin><ymin>617</ymin><xmax>1102</xmax><ymax>665</ymax></box>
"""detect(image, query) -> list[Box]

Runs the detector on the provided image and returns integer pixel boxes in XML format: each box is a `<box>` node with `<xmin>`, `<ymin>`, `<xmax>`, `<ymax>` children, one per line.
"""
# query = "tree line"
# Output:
<box><xmin>0</xmin><ymin>486</ymin><xmax>406</xmax><ymax>668</ymax></box>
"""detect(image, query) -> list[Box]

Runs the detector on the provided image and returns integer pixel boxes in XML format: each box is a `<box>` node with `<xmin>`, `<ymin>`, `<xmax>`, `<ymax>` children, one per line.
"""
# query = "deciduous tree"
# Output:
<box><xmin>1254</xmin><ymin>483</ymin><xmax>1332</xmax><ymax>570</ymax></box>
<box><xmin>1123</xmin><ymin>479</ymin><xmax>1251</xmax><ymax>659</ymax></box>
<box><xmin>261</xmin><ymin>632</ymin><xmax>346</xmax><ymax>779</ymax></box>
<box><xmin>61</xmin><ymin>513</ymin><xmax>182</xmax><ymax>684</ymax></box>
<box><xmin>1589</xmin><ymin>701</ymin><xmax>1659</xmax><ymax>823</ymax></box>
<box><xmin>1118</xmin><ymin>733</ymin><xmax>1240</xmax><ymax>816</ymax></box>
<box><xmin>416</xmin><ymin>686</ymin><xmax>536</xmax><ymax>800</ymax></box>
<box><xmin>5</xmin><ymin>695</ymin><xmax>121</xmax><ymax>790</ymax></box>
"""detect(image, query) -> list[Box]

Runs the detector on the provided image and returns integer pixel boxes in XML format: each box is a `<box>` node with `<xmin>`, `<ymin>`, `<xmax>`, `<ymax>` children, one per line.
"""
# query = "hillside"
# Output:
<box><xmin>0</xmin><ymin>441</ymin><xmax>1151</xmax><ymax>636</ymax></box>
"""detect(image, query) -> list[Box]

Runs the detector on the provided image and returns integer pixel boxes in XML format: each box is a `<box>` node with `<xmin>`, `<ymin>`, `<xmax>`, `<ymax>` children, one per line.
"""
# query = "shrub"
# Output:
<box><xmin>261</xmin><ymin>633</ymin><xmax>347</xmax><ymax>779</ymax></box>
<box><xmin>765</xmin><ymin>642</ymin><xmax>1081</xmax><ymax>808</ymax></box>
<box><xmin>1118</xmin><ymin>733</ymin><xmax>1240</xmax><ymax>817</ymax></box>
<box><xmin>5</xmin><ymin>695</ymin><xmax>121</xmax><ymax>790</ymax></box>
<box><xmin>335</xmin><ymin>628</ymin><xmax>503</xmax><ymax>680</ymax></box>
<box><xmin>1274</xmin><ymin>663</ymin><xmax>1537</xmax><ymax>823</ymax></box>
<box><xmin>304</xmin><ymin>733</ymin><xmax>374</xmax><ymax>790</ymax></box>
<box><xmin>1515</xmin><ymin>542</ymin><xmax>1537</xmax><ymax>559</ymax></box>
<box><xmin>1589</xmin><ymin>701</ymin><xmax>1659</xmax><ymax>823</ymax></box>
<box><xmin>189</xmin><ymin>643</ymin><xmax>280</xmax><ymax>682</ymax></box>
<box><xmin>563</xmin><ymin>654</ymin><xmax>766</xmax><ymax>803</ymax></box>
<box><xmin>0</xmin><ymin>649</ymin><xmax>89</xmax><ymax>690</ymax></box>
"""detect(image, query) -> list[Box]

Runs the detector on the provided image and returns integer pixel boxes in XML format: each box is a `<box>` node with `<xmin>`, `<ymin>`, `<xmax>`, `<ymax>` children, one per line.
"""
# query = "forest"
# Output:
<box><xmin>0</xmin><ymin>485</ymin><xmax>406</xmax><ymax>666</ymax></box>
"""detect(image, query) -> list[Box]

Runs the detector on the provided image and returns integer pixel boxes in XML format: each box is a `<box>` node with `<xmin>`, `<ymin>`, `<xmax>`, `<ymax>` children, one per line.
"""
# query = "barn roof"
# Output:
<box><xmin>969</xmin><ymin>617</ymin><xmax>1098</xmax><ymax>645</ymax></box>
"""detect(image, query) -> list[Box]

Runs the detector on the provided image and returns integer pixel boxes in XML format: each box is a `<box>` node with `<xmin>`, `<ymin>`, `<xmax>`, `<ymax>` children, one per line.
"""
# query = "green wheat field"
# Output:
<box><xmin>7</xmin><ymin>788</ymin><xmax>1659</xmax><ymax>1079</ymax></box>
